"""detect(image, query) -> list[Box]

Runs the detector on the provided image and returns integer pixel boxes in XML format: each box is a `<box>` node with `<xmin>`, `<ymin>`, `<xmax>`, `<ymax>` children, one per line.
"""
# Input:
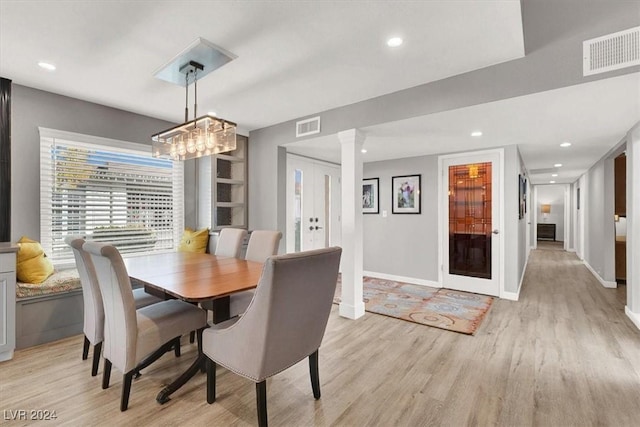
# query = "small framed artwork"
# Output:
<box><xmin>392</xmin><ymin>174</ymin><xmax>421</xmax><ymax>214</ymax></box>
<box><xmin>362</xmin><ymin>178</ymin><xmax>379</xmax><ymax>214</ymax></box>
<box><xmin>577</xmin><ymin>187</ymin><xmax>580</xmax><ymax>210</ymax></box>
<box><xmin>518</xmin><ymin>174</ymin><xmax>525</xmax><ymax>219</ymax></box>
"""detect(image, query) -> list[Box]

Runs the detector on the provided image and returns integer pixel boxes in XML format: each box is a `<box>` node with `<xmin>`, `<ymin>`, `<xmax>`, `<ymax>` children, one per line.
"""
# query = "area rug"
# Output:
<box><xmin>334</xmin><ymin>276</ymin><xmax>493</xmax><ymax>335</ymax></box>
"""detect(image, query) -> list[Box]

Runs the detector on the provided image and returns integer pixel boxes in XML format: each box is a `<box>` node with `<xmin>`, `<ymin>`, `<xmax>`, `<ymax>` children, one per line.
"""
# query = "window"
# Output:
<box><xmin>40</xmin><ymin>128</ymin><xmax>184</xmax><ymax>266</ymax></box>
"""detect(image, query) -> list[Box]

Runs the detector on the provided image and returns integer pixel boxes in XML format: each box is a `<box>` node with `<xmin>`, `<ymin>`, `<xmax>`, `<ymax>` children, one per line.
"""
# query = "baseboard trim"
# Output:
<box><xmin>625</xmin><ymin>306</ymin><xmax>640</xmax><ymax>331</ymax></box>
<box><xmin>502</xmin><ymin>254</ymin><xmax>529</xmax><ymax>301</ymax></box>
<box><xmin>583</xmin><ymin>260</ymin><xmax>617</xmax><ymax>288</ymax></box>
<box><xmin>363</xmin><ymin>271</ymin><xmax>441</xmax><ymax>288</ymax></box>
<box><xmin>339</xmin><ymin>301</ymin><xmax>365</xmax><ymax>320</ymax></box>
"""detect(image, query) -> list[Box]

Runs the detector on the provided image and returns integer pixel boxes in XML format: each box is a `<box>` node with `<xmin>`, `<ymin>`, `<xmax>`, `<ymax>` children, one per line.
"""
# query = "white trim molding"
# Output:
<box><xmin>625</xmin><ymin>306</ymin><xmax>640</xmax><ymax>330</ymax></box>
<box><xmin>363</xmin><ymin>271</ymin><xmax>441</xmax><ymax>288</ymax></box>
<box><xmin>503</xmin><ymin>251</ymin><xmax>530</xmax><ymax>301</ymax></box>
<box><xmin>584</xmin><ymin>260</ymin><xmax>617</xmax><ymax>288</ymax></box>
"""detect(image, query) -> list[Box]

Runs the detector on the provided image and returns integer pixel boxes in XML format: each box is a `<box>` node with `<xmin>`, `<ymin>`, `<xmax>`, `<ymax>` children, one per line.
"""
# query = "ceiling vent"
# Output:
<box><xmin>583</xmin><ymin>26</ymin><xmax>640</xmax><ymax>76</ymax></box>
<box><xmin>296</xmin><ymin>116</ymin><xmax>321</xmax><ymax>138</ymax></box>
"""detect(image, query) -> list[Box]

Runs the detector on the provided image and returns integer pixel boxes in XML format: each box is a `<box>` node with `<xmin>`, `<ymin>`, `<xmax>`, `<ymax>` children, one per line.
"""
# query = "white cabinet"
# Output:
<box><xmin>0</xmin><ymin>244</ymin><xmax>17</xmax><ymax>362</ymax></box>
<box><xmin>197</xmin><ymin>135</ymin><xmax>248</xmax><ymax>230</ymax></box>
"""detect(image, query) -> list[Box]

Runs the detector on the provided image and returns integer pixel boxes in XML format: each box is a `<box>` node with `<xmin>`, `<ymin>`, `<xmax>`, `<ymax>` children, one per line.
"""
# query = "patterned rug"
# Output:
<box><xmin>334</xmin><ymin>276</ymin><xmax>494</xmax><ymax>335</ymax></box>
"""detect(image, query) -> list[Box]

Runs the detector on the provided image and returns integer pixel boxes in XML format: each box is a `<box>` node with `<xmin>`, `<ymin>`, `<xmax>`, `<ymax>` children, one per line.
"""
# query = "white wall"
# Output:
<box><xmin>536</xmin><ymin>184</ymin><xmax>565</xmax><ymax>241</ymax></box>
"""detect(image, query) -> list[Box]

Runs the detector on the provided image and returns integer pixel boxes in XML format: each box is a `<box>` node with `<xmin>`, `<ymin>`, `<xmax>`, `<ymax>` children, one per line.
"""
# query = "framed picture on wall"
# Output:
<box><xmin>362</xmin><ymin>178</ymin><xmax>379</xmax><ymax>214</ymax></box>
<box><xmin>392</xmin><ymin>174</ymin><xmax>421</xmax><ymax>214</ymax></box>
<box><xmin>577</xmin><ymin>187</ymin><xmax>580</xmax><ymax>210</ymax></box>
<box><xmin>518</xmin><ymin>174</ymin><xmax>525</xmax><ymax>219</ymax></box>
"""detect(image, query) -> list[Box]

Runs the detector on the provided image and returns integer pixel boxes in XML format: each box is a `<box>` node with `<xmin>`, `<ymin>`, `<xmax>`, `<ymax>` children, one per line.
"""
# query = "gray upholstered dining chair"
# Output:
<box><xmin>65</xmin><ymin>236</ymin><xmax>162</xmax><ymax>377</ymax></box>
<box><xmin>200</xmin><ymin>228</ymin><xmax>249</xmax><ymax>315</ymax></box>
<box><xmin>203</xmin><ymin>246</ymin><xmax>341</xmax><ymax>427</ymax></box>
<box><xmin>83</xmin><ymin>241</ymin><xmax>208</xmax><ymax>411</ymax></box>
<box><xmin>214</xmin><ymin>228</ymin><xmax>248</xmax><ymax>258</ymax></box>
<box><xmin>228</xmin><ymin>230</ymin><xmax>282</xmax><ymax>317</ymax></box>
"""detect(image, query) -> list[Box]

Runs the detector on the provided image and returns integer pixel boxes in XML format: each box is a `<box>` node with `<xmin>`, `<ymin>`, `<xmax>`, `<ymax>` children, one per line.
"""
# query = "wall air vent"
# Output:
<box><xmin>583</xmin><ymin>26</ymin><xmax>640</xmax><ymax>76</ymax></box>
<box><xmin>296</xmin><ymin>116</ymin><xmax>321</xmax><ymax>138</ymax></box>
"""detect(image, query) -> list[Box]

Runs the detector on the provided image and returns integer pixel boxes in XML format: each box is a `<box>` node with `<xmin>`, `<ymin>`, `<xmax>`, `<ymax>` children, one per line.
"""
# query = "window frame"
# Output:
<box><xmin>39</xmin><ymin>127</ymin><xmax>184</xmax><ymax>267</ymax></box>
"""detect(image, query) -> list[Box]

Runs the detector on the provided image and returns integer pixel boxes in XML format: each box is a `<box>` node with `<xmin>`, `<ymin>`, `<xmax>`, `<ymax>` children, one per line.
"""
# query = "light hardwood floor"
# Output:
<box><xmin>2</xmin><ymin>248</ymin><xmax>640</xmax><ymax>426</ymax></box>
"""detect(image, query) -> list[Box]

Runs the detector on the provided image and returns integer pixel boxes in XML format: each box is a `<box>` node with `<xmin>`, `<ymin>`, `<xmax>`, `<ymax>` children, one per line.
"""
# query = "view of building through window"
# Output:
<box><xmin>40</xmin><ymin>130</ymin><xmax>184</xmax><ymax>266</ymax></box>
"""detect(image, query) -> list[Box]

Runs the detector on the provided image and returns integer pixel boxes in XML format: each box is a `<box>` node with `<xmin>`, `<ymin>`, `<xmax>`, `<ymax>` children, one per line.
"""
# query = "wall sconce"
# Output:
<box><xmin>541</xmin><ymin>204</ymin><xmax>551</xmax><ymax>221</ymax></box>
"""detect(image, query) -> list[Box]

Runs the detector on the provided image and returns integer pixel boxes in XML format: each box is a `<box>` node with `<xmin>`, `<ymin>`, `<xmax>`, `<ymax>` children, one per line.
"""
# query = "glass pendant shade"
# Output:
<box><xmin>152</xmin><ymin>115</ymin><xmax>237</xmax><ymax>160</ymax></box>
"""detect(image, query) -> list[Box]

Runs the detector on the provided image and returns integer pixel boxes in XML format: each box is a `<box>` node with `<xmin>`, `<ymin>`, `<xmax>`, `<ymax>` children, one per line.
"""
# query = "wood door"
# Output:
<box><xmin>442</xmin><ymin>152</ymin><xmax>501</xmax><ymax>297</ymax></box>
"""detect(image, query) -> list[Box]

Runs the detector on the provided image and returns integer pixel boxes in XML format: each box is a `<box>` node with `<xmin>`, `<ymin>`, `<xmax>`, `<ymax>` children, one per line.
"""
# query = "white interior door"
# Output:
<box><xmin>441</xmin><ymin>151</ymin><xmax>501</xmax><ymax>297</ymax></box>
<box><xmin>286</xmin><ymin>154</ymin><xmax>341</xmax><ymax>252</ymax></box>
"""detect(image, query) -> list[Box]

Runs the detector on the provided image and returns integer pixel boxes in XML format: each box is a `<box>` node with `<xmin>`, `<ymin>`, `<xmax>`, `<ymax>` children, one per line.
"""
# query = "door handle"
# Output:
<box><xmin>309</xmin><ymin>226</ymin><xmax>315</xmax><ymax>231</ymax></box>
<box><xmin>315</xmin><ymin>226</ymin><xmax>323</xmax><ymax>230</ymax></box>
<box><xmin>492</xmin><ymin>229</ymin><xmax>499</xmax><ymax>235</ymax></box>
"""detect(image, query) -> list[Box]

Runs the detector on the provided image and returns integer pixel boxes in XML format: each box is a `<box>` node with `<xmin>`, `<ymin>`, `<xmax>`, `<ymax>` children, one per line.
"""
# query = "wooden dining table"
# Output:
<box><xmin>123</xmin><ymin>251</ymin><xmax>264</xmax><ymax>403</ymax></box>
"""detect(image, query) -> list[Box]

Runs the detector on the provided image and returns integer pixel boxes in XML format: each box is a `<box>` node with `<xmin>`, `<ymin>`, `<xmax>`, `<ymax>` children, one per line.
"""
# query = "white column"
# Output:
<box><xmin>626</xmin><ymin>123</ymin><xmax>640</xmax><ymax>329</ymax></box>
<box><xmin>338</xmin><ymin>129</ymin><xmax>365</xmax><ymax>319</ymax></box>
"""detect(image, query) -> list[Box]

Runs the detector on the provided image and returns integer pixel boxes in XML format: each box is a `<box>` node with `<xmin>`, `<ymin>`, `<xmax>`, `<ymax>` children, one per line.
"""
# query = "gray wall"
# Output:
<box><xmin>504</xmin><ymin>145</ymin><xmax>528</xmax><ymax>294</ymax></box>
<box><xmin>582</xmin><ymin>152</ymin><xmax>616</xmax><ymax>282</ymax></box>
<box><xmin>10</xmin><ymin>84</ymin><xmax>176</xmax><ymax>241</ymax></box>
<box><xmin>358</xmin><ymin>145</ymin><xmax>528</xmax><ymax>294</ymax></box>
<box><xmin>627</xmin><ymin>122</ymin><xmax>640</xmax><ymax>313</ymax></box>
<box><xmin>362</xmin><ymin>155</ymin><xmax>439</xmax><ymax>282</ymax></box>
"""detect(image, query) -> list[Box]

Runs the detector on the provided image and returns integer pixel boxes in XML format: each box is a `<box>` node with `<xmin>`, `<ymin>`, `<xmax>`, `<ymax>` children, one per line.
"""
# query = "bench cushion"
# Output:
<box><xmin>17</xmin><ymin>269</ymin><xmax>81</xmax><ymax>299</ymax></box>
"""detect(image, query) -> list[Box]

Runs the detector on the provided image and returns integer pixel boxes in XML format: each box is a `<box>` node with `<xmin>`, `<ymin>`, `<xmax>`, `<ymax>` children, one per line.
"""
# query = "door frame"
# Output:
<box><xmin>437</xmin><ymin>148</ymin><xmax>505</xmax><ymax>298</ymax></box>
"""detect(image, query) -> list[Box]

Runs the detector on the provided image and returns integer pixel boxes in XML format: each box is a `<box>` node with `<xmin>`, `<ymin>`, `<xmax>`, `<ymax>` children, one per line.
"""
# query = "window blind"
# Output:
<box><xmin>40</xmin><ymin>128</ymin><xmax>184</xmax><ymax>266</ymax></box>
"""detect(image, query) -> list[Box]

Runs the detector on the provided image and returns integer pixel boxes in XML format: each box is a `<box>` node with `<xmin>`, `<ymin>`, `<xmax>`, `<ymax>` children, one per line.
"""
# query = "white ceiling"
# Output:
<box><xmin>286</xmin><ymin>72</ymin><xmax>640</xmax><ymax>184</ymax></box>
<box><xmin>1</xmin><ymin>1</ymin><xmax>637</xmax><ymax>185</ymax></box>
<box><xmin>0</xmin><ymin>0</ymin><xmax>524</xmax><ymax>133</ymax></box>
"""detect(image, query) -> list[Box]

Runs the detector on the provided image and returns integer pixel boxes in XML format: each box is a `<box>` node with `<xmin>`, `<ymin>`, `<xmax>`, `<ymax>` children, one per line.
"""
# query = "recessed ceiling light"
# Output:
<box><xmin>560</xmin><ymin>142</ymin><xmax>571</xmax><ymax>147</ymax></box>
<box><xmin>550</xmin><ymin>180</ymin><xmax>556</xmax><ymax>184</ymax></box>
<box><xmin>38</xmin><ymin>61</ymin><xmax>56</xmax><ymax>71</ymax></box>
<box><xmin>552</xmin><ymin>174</ymin><xmax>558</xmax><ymax>177</ymax></box>
<box><xmin>471</xmin><ymin>131</ymin><xmax>483</xmax><ymax>137</ymax></box>
<box><xmin>387</xmin><ymin>37</ymin><xmax>403</xmax><ymax>47</ymax></box>
<box><xmin>361</xmin><ymin>148</ymin><xmax>367</xmax><ymax>153</ymax></box>
<box><xmin>554</xmin><ymin>163</ymin><xmax>562</xmax><ymax>167</ymax></box>
<box><xmin>207</xmin><ymin>111</ymin><xmax>217</xmax><ymax>116</ymax></box>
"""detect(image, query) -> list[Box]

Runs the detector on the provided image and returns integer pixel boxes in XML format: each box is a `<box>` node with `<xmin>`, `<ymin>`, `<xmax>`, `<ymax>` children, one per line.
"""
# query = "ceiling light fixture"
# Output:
<box><xmin>38</xmin><ymin>61</ymin><xmax>56</xmax><ymax>71</ymax></box>
<box><xmin>361</xmin><ymin>148</ymin><xmax>367</xmax><ymax>153</ymax></box>
<box><xmin>550</xmin><ymin>180</ymin><xmax>556</xmax><ymax>184</ymax></box>
<box><xmin>152</xmin><ymin>61</ymin><xmax>236</xmax><ymax>161</ymax></box>
<box><xmin>471</xmin><ymin>131</ymin><xmax>483</xmax><ymax>137</ymax></box>
<box><xmin>552</xmin><ymin>173</ymin><xmax>558</xmax><ymax>177</ymax></box>
<box><xmin>560</xmin><ymin>142</ymin><xmax>571</xmax><ymax>147</ymax></box>
<box><xmin>554</xmin><ymin>163</ymin><xmax>562</xmax><ymax>167</ymax></box>
<box><xmin>387</xmin><ymin>37</ymin><xmax>403</xmax><ymax>47</ymax></box>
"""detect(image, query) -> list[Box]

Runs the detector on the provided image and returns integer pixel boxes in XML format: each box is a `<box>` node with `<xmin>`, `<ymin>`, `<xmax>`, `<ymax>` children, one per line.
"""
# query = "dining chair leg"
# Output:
<box><xmin>91</xmin><ymin>342</ymin><xmax>103</xmax><ymax>377</ymax></box>
<box><xmin>206</xmin><ymin>358</ymin><xmax>216</xmax><ymax>404</ymax></box>
<box><xmin>197</xmin><ymin>328</ymin><xmax>205</xmax><ymax>373</ymax></box>
<box><xmin>102</xmin><ymin>359</ymin><xmax>112</xmax><ymax>389</ymax></box>
<box><xmin>121</xmin><ymin>371</ymin><xmax>134</xmax><ymax>411</ymax></box>
<box><xmin>256</xmin><ymin>380</ymin><xmax>268</xmax><ymax>427</ymax></box>
<box><xmin>309</xmin><ymin>350</ymin><xmax>321</xmax><ymax>399</ymax></box>
<box><xmin>82</xmin><ymin>335</ymin><xmax>90</xmax><ymax>360</ymax></box>
<box><xmin>173</xmin><ymin>337</ymin><xmax>181</xmax><ymax>357</ymax></box>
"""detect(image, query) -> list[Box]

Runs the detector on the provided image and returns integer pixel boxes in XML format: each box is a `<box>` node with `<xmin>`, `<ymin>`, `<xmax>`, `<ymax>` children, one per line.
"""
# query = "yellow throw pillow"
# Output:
<box><xmin>16</xmin><ymin>236</ymin><xmax>54</xmax><ymax>284</ymax></box>
<box><xmin>178</xmin><ymin>228</ymin><xmax>210</xmax><ymax>253</ymax></box>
